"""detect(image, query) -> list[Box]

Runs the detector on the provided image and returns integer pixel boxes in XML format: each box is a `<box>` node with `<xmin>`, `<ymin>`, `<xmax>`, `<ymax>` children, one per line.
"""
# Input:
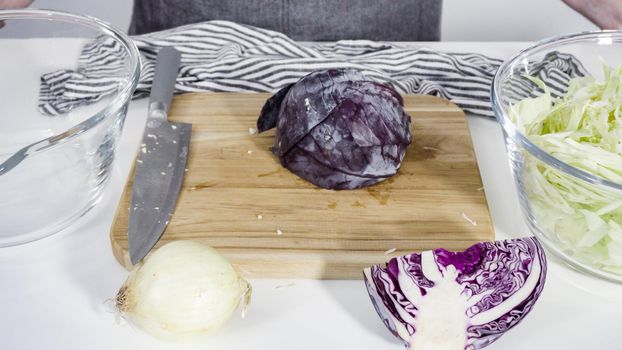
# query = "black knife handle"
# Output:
<box><xmin>149</xmin><ymin>46</ymin><xmax>181</xmax><ymax>120</ymax></box>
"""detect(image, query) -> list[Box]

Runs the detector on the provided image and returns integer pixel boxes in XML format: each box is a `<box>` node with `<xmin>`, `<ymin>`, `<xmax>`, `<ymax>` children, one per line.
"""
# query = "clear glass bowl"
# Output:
<box><xmin>492</xmin><ymin>31</ymin><xmax>622</xmax><ymax>283</ymax></box>
<box><xmin>0</xmin><ymin>10</ymin><xmax>140</xmax><ymax>246</ymax></box>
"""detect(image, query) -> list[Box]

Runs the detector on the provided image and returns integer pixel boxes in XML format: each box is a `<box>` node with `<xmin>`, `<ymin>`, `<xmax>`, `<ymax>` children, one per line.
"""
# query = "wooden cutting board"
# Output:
<box><xmin>110</xmin><ymin>93</ymin><xmax>493</xmax><ymax>279</ymax></box>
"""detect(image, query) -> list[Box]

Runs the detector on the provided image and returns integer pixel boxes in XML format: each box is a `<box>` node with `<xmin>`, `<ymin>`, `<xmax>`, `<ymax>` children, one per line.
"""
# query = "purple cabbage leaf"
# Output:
<box><xmin>363</xmin><ymin>237</ymin><xmax>547</xmax><ymax>350</ymax></box>
<box><xmin>257</xmin><ymin>68</ymin><xmax>412</xmax><ymax>190</ymax></box>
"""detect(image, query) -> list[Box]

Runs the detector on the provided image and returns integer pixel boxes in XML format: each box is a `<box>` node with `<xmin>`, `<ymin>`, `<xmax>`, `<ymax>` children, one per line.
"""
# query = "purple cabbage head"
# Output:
<box><xmin>363</xmin><ymin>237</ymin><xmax>547</xmax><ymax>350</ymax></box>
<box><xmin>257</xmin><ymin>69</ymin><xmax>412</xmax><ymax>190</ymax></box>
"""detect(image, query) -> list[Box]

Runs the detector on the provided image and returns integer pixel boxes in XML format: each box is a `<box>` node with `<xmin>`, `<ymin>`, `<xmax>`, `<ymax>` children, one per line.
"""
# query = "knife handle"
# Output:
<box><xmin>149</xmin><ymin>47</ymin><xmax>182</xmax><ymax>121</ymax></box>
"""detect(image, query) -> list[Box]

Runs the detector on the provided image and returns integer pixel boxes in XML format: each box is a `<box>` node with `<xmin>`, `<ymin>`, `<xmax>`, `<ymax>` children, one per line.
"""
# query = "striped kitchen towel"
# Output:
<box><xmin>38</xmin><ymin>20</ymin><xmax>586</xmax><ymax>117</ymax></box>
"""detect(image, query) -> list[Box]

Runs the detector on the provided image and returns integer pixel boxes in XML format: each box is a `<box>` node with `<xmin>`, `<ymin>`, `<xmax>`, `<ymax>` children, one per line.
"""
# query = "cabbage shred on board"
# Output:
<box><xmin>510</xmin><ymin>65</ymin><xmax>622</xmax><ymax>274</ymax></box>
<box><xmin>364</xmin><ymin>237</ymin><xmax>547</xmax><ymax>350</ymax></box>
<box><xmin>257</xmin><ymin>69</ymin><xmax>412</xmax><ymax>190</ymax></box>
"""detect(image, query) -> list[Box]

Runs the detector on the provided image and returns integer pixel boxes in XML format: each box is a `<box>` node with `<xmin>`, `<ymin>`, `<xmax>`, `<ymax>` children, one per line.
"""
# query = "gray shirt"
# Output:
<box><xmin>129</xmin><ymin>0</ymin><xmax>442</xmax><ymax>41</ymax></box>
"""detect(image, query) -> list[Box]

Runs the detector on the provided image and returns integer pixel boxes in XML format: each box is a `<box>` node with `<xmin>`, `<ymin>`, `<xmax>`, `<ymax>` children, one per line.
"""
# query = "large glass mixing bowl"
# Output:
<box><xmin>492</xmin><ymin>31</ymin><xmax>622</xmax><ymax>283</ymax></box>
<box><xmin>0</xmin><ymin>10</ymin><xmax>140</xmax><ymax>246</ymax></box>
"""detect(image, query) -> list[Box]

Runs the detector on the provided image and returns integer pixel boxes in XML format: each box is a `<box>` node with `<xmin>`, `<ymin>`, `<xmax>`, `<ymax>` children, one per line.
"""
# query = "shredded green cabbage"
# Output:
<box><xmin>510</xmin><ymin>65</ymin><xmax>622</xmax><ymax>275</ymax></box>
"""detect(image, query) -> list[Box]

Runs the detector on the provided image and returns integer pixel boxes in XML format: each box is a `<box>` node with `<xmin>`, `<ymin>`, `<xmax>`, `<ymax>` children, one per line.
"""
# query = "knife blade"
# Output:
<box><xmin>128</xmin><ymin>47</ymin><xmax>190</xmax><ymax>265</ymax></box>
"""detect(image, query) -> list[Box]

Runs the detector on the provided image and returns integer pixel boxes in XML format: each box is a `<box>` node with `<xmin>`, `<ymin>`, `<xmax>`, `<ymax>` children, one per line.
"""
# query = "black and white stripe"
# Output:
<box><xmin>38</xmin><ymin>20</ymin><xmax>586</xmax><ymax>117</ymax></box>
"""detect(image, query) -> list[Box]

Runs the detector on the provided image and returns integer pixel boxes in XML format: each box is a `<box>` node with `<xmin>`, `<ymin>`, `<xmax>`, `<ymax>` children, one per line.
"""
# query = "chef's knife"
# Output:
<box><xmin>128</xmin><ymin>47</ymin><xmax>190</xmax><ymax>265</ymax></box>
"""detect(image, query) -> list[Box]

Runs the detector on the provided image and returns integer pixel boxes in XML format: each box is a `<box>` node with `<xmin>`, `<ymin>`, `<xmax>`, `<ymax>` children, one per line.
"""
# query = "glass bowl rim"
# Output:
<box><xmin>0</xmin><ymin>9</ymin><xmax>140</xmax><ymax>173</ymax></box>
<box><xmin>491</xmin><ymin>30</ymin><xmax>622</xmax><ymax>192</ymax></box>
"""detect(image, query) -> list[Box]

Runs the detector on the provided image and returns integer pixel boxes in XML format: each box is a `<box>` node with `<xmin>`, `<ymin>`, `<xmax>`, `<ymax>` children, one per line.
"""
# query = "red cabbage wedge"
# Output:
<box><xmin>257</xmin><ymin>68</ymin><xmax>412</xmax><ymax>190</ymax></box>
<box><xmin>364</xmin><ymin>237</ymin><xmax>547</xmax><ymax>350</ymax></box>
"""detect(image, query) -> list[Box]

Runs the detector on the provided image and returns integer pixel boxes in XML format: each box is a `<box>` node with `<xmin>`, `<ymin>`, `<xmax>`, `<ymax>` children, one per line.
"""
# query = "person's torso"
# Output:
<box><xmin>130</xmin><ymin>0</ymin><xmax>442</xmax><ymax>41</ymax></box>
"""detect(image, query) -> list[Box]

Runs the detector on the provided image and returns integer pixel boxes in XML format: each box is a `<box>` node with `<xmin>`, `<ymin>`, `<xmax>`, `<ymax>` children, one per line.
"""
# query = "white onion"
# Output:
<box><xmin>116</xmin><ymin>240</ymin><xmax>251</xmax><ymax>341</ymax></box>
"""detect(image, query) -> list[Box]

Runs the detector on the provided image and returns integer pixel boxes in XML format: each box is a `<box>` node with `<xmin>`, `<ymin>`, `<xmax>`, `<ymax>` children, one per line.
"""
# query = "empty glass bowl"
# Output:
<box><xmin>0</xmin><ymin>10</ymin><xmax>140</xmax><ymax>246</ymax></box>
<box><xmin>492</xmin><ymin>31</ymin><xmax>622</xmax><ymax>283</ymax></box>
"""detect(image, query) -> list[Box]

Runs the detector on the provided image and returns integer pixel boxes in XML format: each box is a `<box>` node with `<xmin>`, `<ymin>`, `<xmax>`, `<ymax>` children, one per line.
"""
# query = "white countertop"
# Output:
<box><xmin>1</xmin><ymin>42</ymin><xmax>620</xmax><ymax>350</ymax></box>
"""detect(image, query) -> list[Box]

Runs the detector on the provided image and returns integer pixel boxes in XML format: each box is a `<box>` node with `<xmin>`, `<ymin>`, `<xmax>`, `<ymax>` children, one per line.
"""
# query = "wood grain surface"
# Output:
<box><xmin>110</xmin><ymin>93</ymin><xmax>493</xmax><ymax>279</ymax></box>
